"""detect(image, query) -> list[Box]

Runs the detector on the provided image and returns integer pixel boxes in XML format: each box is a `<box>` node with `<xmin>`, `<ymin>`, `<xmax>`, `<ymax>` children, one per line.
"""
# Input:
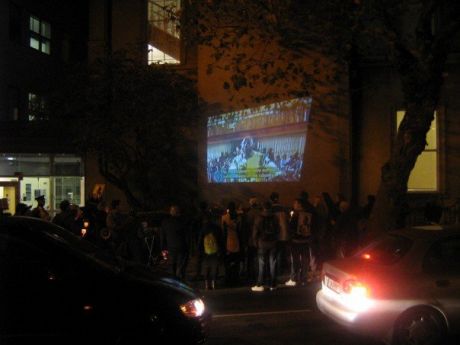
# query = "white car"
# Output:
<box><xmin>316</xmin><ymin>225</ymin><xmax>460</xmax><ymax>345</ymax></box>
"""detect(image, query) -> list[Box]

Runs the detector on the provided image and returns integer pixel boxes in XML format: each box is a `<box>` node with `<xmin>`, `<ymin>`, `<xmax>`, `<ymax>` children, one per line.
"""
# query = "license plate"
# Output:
<box><xmin>324</xmin><ymin>275</ymin><xmax>341</xmax><ymax>293</ymax></box>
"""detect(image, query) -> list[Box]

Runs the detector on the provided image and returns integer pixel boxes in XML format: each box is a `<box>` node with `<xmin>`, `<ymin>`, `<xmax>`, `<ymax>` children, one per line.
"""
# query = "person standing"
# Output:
<box><xmin>31</xmin><ymin>195</ymin><xmax>50</xmax><ymax>221</ymax></box>
<box><xmin>52</xmin><ymin>199</ymin><xmax>74</xmax><ymax>230</ymax></box>
<box><xmin>335</xmin><ymin>200</ymin><xmax>360</xmax><ymax>258</ymax></box>
<box><xmin>160</xmin><ymin>204</ymin><xmax>191</xmax><ymax>281</ymax></box>
<box><xmin>251</xmin><ymin>201</ymin><xmax>280</xmax><ymax>292</ymax></box>
<box><xmin>192</xmin><ymin>201</ymin><xmax>210</xmax><ymax>281</ymax></box>
<box><xmin>106</xmin><ymin>200</ymin><xmax>125</xmax><ymax>240</ymax></box>
<box><xmin>269</xmin><ymin>192</ymin><xmax>289</xmax><ymax>276</ymax></box>
<box><xmin>14</xmin><ymin>203</ymin><xmax>32</xmax><ymax>216</ymax></box>
<box><xmin>197</xmin><ymin>215</ymin><xmax>221</xmax><ymax>290</ymax></box>
<box><xmin>243</xmin><ymin>197</ymin><xmax>261</xmax><ymax>283</ymax></box>
<box><xmin>285</xmin><ymin>198</ymin><xmax>316</xmax><ymax>286</ymax></box>
<box><xmin>221</xmin><ymin>201</ymin><xmax>242</xmax><ymax>287</ymax></box>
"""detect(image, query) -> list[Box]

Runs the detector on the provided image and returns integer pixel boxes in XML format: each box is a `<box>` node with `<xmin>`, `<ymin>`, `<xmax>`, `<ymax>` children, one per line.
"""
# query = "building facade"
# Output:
<box><xmin>0</xmin><ymin>0</ymin><xmax>88</xmax><ymax>215</ymax></box>
<box><xmin>2</xmin><ymin>0</ymin><xmax>459</xmax><ymax>223</ymax></box>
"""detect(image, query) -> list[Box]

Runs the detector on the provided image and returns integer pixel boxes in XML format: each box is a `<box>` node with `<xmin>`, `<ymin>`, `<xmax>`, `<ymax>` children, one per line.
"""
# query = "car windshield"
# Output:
<box><xmin>355</xmin><ymin>234</ymin><xmax>413</xmax><ymax>265</ymax></box>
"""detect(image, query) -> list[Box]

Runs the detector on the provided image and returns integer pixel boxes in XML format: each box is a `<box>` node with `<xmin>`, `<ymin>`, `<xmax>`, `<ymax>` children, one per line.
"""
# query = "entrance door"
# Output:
<box><xmin>0</xmin><ymin>182</ymin><xmax>19</xmax><ymax>215</ymax></box>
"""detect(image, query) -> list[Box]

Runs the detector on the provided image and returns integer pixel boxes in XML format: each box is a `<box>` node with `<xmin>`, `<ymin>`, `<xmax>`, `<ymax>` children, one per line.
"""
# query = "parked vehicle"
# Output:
<box><xmin>0</xmin><ymin>216</ymin><xmax>210</xmax><ymax>344</ymax></box>
<box><xmin>316</xmin><ymin>225</ymin><xmax>460</xmax><ymax>345</ymax></box>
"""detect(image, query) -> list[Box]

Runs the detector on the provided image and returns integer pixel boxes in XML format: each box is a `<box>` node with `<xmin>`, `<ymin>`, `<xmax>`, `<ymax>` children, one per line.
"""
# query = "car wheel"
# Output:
<box><xmin>393</xmin><ymin>307</ymin><xmax>447</xmax><ymax>345</ymax></box>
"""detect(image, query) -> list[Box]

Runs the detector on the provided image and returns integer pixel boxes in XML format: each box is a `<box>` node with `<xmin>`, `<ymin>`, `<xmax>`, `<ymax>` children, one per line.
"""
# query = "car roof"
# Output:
<box><xmin>1</xmin><ymin>215</ymin><xmax>68</xmax><ymax>235</ymax></box>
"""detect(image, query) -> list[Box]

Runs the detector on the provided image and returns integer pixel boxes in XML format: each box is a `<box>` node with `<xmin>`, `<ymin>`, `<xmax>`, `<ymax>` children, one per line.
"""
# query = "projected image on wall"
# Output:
<box><xmin>207</xmin><ymin>97</ymin><xmax>312</xmax><ymax>183</ymax></box>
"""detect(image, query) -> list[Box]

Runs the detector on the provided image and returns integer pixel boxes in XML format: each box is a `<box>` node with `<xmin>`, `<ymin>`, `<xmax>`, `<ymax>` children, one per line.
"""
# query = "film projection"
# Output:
<box><xmin>207</xmin><ymin>97</ymin><xmax>312</xmax><ymax>183</ymax></box>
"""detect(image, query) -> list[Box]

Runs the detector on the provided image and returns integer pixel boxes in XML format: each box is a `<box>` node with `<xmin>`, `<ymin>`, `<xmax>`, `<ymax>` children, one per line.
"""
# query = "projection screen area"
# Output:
<box><xmin>207</xmin><ymin>97</ymin><xmax>312</xmax><ymax>183</ymax></box>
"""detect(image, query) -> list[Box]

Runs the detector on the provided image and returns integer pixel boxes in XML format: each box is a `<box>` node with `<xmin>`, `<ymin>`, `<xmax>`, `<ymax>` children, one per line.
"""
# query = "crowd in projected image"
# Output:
<box><xmin>207</xmin><ymin>97</ymin><xmax>312</xmax><ymax>183</ymax></box>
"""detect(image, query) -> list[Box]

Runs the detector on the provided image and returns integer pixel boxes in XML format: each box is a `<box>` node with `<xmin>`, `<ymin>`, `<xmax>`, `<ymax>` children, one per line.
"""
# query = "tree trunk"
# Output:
<box><xmin>366</xmin><ymin>100</ymin><xmax>438</xmax><ymax>240</ymax></box>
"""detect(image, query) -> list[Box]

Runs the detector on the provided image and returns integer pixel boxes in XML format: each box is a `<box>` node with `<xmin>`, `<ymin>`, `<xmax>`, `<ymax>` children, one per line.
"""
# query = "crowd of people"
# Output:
<box><xmin>8</xmin><ymin>190</ymin><xmax>377</xmax><ymax>292</ymax></box>
<box><xmin>157</xmin><ymin>190</ymin><xmax>376</xmax><ymax>291</ymax></box>
<box><xmin>207</xmin><ymin>136</ymin><xmax>304</xmax><ymax>183</ymax></box>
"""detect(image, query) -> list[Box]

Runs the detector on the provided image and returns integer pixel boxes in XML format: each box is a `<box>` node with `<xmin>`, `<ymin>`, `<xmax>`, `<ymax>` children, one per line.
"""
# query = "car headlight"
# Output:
<box><xmin>180</xmin><ymin>298</ymin><xmax>205</xmax><ymax>318</ymax></box>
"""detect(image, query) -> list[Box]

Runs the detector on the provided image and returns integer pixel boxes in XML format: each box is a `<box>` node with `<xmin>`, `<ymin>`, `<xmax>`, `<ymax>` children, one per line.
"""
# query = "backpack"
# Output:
<box><xmin>224</xmin><ymin>219</ymin><xmax>240</xmax><ymax>253</ymax></box>
<box><xmin>226</xmin><ymin>227</ymin><xmax>240</xmax><ymax>253</ymax></box>
<box><xmin>293</xmin><ymin>212</ymin><xmax>312</xmax><ymax>243</ymax></box>
<box><xmin>203</xmin><ymin>232</ymin><xmax>218</xmax><ymax>255</ymax></box>
<box><xmin>261</xmin><ymin>215</ymin><xmax>279</xmax><ymax>242</ymax></box>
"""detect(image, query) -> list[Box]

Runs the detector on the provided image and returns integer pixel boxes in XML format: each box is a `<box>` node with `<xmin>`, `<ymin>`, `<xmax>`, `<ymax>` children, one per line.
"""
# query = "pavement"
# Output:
<box><xmin>157</xmin><ymin>253</ymin><xmax>321</xmax><ymax>292</ymax></box>
<box><xmin>186</xmin><ymin>270</ymin><xmax>321</xmax><ymax>293</ymax></box>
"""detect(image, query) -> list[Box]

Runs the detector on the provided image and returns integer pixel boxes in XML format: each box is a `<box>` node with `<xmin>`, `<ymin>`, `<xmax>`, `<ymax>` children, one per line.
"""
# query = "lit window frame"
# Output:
<box><xmin>396</xmin><ymin>110</ymin><xmax>439</xmax><ymax>193</ymax></box>
<box><xmin>148</xmin><ymin>0</ymin><xmax>181</xmax><ymax>39</ymax></box>
<box><xmin>147</xmin><ymin>0</ymin><xmax>181</xmax><ymax>65</ymax></box>
<box><xmin>28</xmin><ymin>93</ymin><xmax>48</xmax><ymax>121</ymax></box>
<box><xmin>29</xmin><ymin>15</ymin><xmax>51</xmax><ymax>55</ymax></box>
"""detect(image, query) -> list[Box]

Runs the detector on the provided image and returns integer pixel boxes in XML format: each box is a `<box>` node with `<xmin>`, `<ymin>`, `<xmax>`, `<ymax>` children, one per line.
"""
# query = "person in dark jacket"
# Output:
<box><xmin>334</xmin><ymin>200</ymin><xmax>360</xmax><ymax>258</ymax></box>
<box><xmin>269</xmin><ymin>192</ymin><xmax>289</xmax><ymax>276</ymax></box>
<box><xmin>251</xmin><ymin>201</ymin><xmax>280</xmax><ymax>292</ymax></box>
<box><xmin>242</xmin><ymin>197</ymin><xmax>261</xmax><ymax>283</ymax></box>
<box><xmin>285</xmin><ymin>198</ymin><xmax>316</xmax><ymax>286</ymax></box>
<box><xmin>52</xmin><ymin>199</ymin><xmax>74</xmax><ymax>230</ymax></box>
<box><xmin>192</xmin><ymin>201</ymin><xmax>210</xmax><ymax>280</ymax></box>
<box><xmin>14</xmin><ymin>203</ymin><xmax>32</xmax><ymax>216</ymax></box>
<box><xmin>197</xmin><ymin>214</ymin><xmax>222</xmax><ymax>290</ymax></box>
<box><xmin>160</xmin><ymin>204</ymin><xmax>191</xmax><ymax>281</ymax></box>
<box><xmin>31</xmin><ymin>195</ymin><xmax>50</xmax><ymax>221</ymax></box>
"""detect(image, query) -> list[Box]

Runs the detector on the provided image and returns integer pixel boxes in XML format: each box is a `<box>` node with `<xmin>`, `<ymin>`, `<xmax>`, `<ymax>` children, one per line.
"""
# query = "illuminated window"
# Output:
<box><xmin>148</xmin><ymin>44</ymin><xmax>179</xmax><ymax>64</ymax></box>
<box><xmin>29</xmin><ymin>15</ymin><xmax>51</xmax><ymax>55</ymax></box>
<box><xmin>147</xmin><ymin>0</ymin><xmax>181</xmax><ymax>64</ymax></box>
<box><xmin>396</xmin><ymin>110</ymin><xmax>438</xmax><ymax>192</ymax></box>
<box><xmin>28</xmin><ymin>93</ymin><xmax>48</xmax><ymax>121</ymax></box>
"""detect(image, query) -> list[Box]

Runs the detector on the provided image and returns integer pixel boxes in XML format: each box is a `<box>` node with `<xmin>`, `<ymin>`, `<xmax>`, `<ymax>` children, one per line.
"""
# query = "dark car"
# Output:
<box><xmin>0</xmin><ymin>216</ymin><xmax>210</xmax><ymax>345</ymax></box>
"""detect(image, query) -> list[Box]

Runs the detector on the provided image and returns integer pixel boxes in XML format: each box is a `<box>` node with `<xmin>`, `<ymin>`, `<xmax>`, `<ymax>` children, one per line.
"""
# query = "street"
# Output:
<box><xmin>202</xmin><ymin>284</ymin><xmax>382</xmax><ymax>345</ymax></box>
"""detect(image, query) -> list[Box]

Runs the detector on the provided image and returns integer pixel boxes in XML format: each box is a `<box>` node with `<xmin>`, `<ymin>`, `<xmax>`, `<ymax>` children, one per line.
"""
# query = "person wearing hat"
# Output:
<box><xmin>31</xmin><ymin>195</ymin><xmax>50</xmax><ymax>221</ymax></box>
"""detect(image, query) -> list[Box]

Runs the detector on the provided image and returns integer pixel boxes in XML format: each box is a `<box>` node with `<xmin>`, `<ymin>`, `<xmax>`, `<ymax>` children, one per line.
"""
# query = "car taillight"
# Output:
<box><xmin>342</xmin><ymin>280</ymin><xmax>372</xmax><ymax>312</ymax></box>
<box><xmin>361</xmin><ymin>253</ymin><xmax>371</xmax><ymax>260</ymax></box>
<box><xmin>180</xmin><ymin>298</ymin><xmax>205</xmax><ymax>318</ymax></box>
<box><xmin>343</xmin><ymin>280</ymin><xmax>369</xmax><ymax>297</ymax></box>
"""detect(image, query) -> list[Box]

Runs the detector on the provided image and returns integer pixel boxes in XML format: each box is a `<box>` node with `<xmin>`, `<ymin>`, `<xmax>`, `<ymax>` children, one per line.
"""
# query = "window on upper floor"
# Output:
<box><xmin>396</xmin><ymin>110</ymin><xmax>438</xmax><ymax>192</ymax></box>
<box><xmin>28</xmin><ymin>93</ymin><xmax>48</xmax><ymax>121</ymax></box>
<box><xmin>29</xmin><ymin>15</ymin><xmax>51</xmax><ymax>55</ymax></box>
<box><xmin>147</xmin><ymin>0</ymin><xmax>181</xmax><ymax>65</ymax></box>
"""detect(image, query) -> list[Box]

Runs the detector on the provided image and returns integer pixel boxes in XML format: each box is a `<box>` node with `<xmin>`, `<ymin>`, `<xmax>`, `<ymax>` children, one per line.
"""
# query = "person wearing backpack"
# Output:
<box><xmin>285</xmin><ymin>198</ymin><xmax>316</xmax><ymax>287</ymax></box>
<box><xmin>198</xmin><ymin>215</ymin><xmax>221</xmax><ymax>290</ymax></box>
<box><xmin>251</xmin><ymin>201</ymin><xmax>280</xmax><ymax>292</ymax></box>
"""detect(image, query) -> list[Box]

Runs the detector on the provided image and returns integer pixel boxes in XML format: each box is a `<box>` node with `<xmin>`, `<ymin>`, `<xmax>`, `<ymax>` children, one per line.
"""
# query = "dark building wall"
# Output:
<box><xmin>0</xmin><ymin>0</ymin><xmax>88</xmax><ymax>151</ymax></box>
<box><xmin>88</xmin><ymin>0</ymin><xmax>147</xmax><ymax>62</ymax></box>
<box><xmin>443</xmin><ymin>60</ymin><xmax>460</xmax><ymax>200</ymax></box>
